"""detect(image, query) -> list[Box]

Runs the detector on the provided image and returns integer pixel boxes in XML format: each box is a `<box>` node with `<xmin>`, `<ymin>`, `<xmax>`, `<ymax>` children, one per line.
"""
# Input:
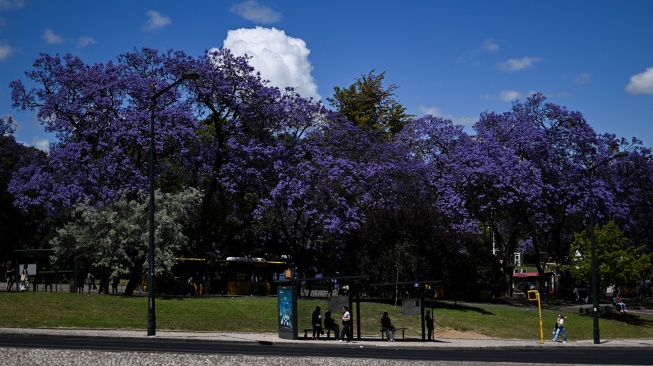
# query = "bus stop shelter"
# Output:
<box><xmin>369</xmin><ymin>280</ymin><xmax>442</xmax><ymax>341</ymax></box>
<box><xmin>276</xmin><ymin>275</ymin><xmax>368</xmax><ymax>340</ymax></box>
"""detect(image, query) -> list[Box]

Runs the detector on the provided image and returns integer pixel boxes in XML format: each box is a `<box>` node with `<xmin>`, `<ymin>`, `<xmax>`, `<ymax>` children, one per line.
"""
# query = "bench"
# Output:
<box><xmin>380</xmin><ymin>327</ymin><xmax>408</xmax><ymax>340</ymax></box>
<box><xmin>303</xmin><ymin>328</ymin><xmax>332</xmax><ymax>339</ymax></box>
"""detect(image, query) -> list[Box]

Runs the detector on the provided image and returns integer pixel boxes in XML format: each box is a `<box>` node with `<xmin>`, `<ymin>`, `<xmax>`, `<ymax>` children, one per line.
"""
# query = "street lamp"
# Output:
<box><xmin>588</xmin><ymin>150</ymin><xmax>627</xmax><ymax>344</ymax></box>
<box><xmin>148</xmin><ymin>71</ymin><xmax>199</xmax><ymax>336</ymax></box>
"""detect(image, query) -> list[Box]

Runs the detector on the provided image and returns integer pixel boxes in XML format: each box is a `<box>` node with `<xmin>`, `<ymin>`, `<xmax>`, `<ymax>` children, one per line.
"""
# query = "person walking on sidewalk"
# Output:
<box><xmin>552</xmin><ymin>314</ymin><xmax>567</xmax><ymax>343</ymax></box>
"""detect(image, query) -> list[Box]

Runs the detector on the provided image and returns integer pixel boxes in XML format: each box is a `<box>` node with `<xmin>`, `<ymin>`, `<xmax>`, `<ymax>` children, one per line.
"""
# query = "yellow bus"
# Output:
<box><xmin>220</xmin><ymin>256</ymin><xmax>287</xmax><ymax>296</ymax></box>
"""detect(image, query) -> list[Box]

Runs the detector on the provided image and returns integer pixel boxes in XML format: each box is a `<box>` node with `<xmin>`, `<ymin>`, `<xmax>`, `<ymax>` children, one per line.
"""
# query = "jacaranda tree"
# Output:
<box><xmin>7</xmin><ymin>48</ymin><xmax>651</xmax><ymax>298</ymax></box>
<box><xmin>9</xmin><ymin>48</ymin><xmax>386</xmax><ymax>285</ymax></box>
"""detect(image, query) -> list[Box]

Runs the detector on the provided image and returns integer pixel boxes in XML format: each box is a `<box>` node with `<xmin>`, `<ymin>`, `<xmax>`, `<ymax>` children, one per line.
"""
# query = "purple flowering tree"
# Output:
<box><xmin>251</xmin><ymin>116</ymin><xmax>399</xmax><ymax>272</ymax></box>
<box><xmin>9</xmin><ymin>49</ymin><xmax>199</xmax><ymax>216</ymax></box>
<box><xmin>395</xmin><ymin>114</ymin><xmax>536</xmax><ymax>295</ymax></box>
<box><xmin>177</xmin><ymin>48</ymin><xmax>335</xmax><ymax>259</ymax></box>
<box><xmin>8</xmin><ymin>47</ymin><xmax>379</xmax><ymax>278</ymax></box>
<box><xmin>473</xmin><ymin>93</ymin><xmax>636</xmax><ymax>295</ymax></box>
<box><xmin>614</xmin><ymin>141</ymin><xmax>653</xmax><ymax>255</ymax></box>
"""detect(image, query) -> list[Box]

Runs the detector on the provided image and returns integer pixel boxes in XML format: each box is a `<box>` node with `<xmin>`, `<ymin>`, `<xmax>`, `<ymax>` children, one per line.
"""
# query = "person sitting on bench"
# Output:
<box><xmin>323</xmin><ymin>310</ymin><xmax>339</xmax><ymax>340</ymax></box>
<box><xmin>615</xmin><ymin>294</ymin><xmax>627</xmax><ymax>313</ymax></box>
<box><xmin>381</xmin><ymin>311</ymin><xmax>396</xmax><ymax>342</ymax></box>
<box><xmin>311</xmin><ymin>306</ymin><xmax>323</xmax><ymax>339</ymax></box>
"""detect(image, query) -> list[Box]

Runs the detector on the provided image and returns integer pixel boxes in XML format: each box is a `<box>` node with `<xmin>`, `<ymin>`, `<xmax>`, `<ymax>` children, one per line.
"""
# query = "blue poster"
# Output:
<box><xmin>278</xmin><ymin>287</ymin><xmax>293</xmax><ymax>330</ymax></box>
<box><xmin>277</xmin><ymin>286</ymin><xmax>298</xmax><ymax>339</ymax></box>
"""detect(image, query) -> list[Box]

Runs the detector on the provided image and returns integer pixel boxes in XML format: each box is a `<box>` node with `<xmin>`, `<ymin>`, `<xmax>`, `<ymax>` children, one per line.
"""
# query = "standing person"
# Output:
<box><xmin>187</xmin><ymin>274</ymin><xmax>194</xmax><ymax>295</ymax></box>
<box><xmin>19</xmin><ymin>264</ymin><xmax>28</xmax><ymax>292</ymax></box>
<box><xmin>552</xmin><ymin>314</ymin><xmax>567</xmax><ymax>343</ymax></box>
<box><xmin>326</xmin><ymin>278</ymin><xmax>334</xmax><ymax>299</ymax></box>
<box><xmin>86</xmin><ymin>272</ymin><xmax>94</xmax><ymax>295</ymax></box>
<box><xmin>425</xmin><ymin>310</ymin><xmax>434</xmax><ymax>341</ymax></box>
<box><xmin>381</xmin><ymin>311</ymin><xmax>396</xmax><ymax>342</ymax></box>
<box><xmin>5</xmin><ymin>261</ymin><xmax>14</xmax><ymax>292</ymax></box>
<box><xmin>110</xmin><ymin>273</ymin><xmax>119</xmax><ymax>295</ymax></box>
<box><xmin>573</xmin><ymin>287</ymin><xmax>579</xmax><ymax>304</ymax></box>
<box><xmin>249</xmin><ymin>272</ymin><xmax>258</xmax><ymax>296</ymax></box>
<box><xmin>194</xmin><ymin>272</ymin><xmax>203</xmax><ymax>296</ymax></box>
<box><xmin>76</xmin><ymin>276</ymin><xmax>84</xmax><ymax>294</ymax></box>
<box><xmin>311</xmin><ymin>306</ymin><xmax>323</xmax><ymax>339</ymax></box>
<box><xmin>339</xmin><ymin>306</ymin><xmax>352</xmax><ymax>342</ymax></box>
<box><xmin>323</xmin><ymin>310</ymin><xmax>340</xmax><ymax>340</ymax></box>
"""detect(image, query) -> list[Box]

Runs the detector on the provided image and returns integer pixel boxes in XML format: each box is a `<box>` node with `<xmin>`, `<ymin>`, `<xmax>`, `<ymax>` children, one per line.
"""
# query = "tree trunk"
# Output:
<box><xmin>123</xmin><ymin>267</ymin><xmax>143</xmax><ymax>296</ymax></box>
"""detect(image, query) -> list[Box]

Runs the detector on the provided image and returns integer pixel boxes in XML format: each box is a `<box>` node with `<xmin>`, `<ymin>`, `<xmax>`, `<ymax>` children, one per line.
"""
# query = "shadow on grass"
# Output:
<box><xmin>434</xmin><ymin>301</ymin><xmax>494</xmax><ymax>315</ymax></box>
<box><xmin>579</xmin><ymin>312</ymin><xmax>653</xmax><ymax>327</ymax></box>
<box><xmin>159</xmin><ymin>296</ymin><xmax>187</xmax><ymax>301</ymax></box>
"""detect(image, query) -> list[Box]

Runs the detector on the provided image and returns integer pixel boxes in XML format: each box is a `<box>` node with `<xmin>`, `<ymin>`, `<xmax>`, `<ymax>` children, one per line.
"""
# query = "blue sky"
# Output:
<box><xmin>1</xmin><ymin>0</ymin><xmax>652</xmax><ymax>151</ymax></box>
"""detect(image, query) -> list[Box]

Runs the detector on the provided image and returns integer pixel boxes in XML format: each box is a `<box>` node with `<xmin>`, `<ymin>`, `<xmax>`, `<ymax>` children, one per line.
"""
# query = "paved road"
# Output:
<box><xmin>1</xmin><ymin>328</ymin><xmax>651</xmax><ymax>365</ymax></box>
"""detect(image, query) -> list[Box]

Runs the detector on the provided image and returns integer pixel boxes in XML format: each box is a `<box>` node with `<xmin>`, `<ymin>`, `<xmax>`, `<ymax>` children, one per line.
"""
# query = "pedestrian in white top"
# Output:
<box><xmin>552</xmin><ymin>314</ymin><xmax>567</xmax><ymax>343</ymax></box>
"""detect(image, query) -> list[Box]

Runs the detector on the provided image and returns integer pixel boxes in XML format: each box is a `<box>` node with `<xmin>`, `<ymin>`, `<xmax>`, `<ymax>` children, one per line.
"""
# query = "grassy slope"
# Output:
<box><xmin>1</xmin><ymin>292</ymin><xmax>652</xmax><ymax>340</ymax></box>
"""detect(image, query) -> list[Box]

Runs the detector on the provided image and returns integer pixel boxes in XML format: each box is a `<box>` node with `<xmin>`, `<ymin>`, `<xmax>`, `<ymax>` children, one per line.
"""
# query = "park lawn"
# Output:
<box><xmin>1</xmin><ymin>292</ymin><xmax>652</xmax><ymax>340</ymax></box>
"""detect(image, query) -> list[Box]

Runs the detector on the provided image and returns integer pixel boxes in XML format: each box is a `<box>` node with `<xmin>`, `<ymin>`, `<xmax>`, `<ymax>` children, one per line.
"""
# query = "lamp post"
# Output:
<box><xmin>148</xmin><ymin>71</ymin><xmax>199</xmax><ymax>336</ymax></box>
<box><xmin>588</xmin><ymin>151</ymin><xmax>627</xmax><ymax>344</ymax></box>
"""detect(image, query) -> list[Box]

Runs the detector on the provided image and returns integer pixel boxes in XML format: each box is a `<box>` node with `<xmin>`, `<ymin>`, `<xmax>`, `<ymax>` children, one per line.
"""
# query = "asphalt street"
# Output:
<box><xmin>0</xmin><ymin>327</ymin><xmax>652</xmax><ymax>366</ymax></box>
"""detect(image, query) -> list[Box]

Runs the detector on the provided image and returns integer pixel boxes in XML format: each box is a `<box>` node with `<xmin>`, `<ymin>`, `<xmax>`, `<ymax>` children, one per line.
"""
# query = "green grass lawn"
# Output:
<box><xmin>2</xmin><ymin>292</ymin><xmax>652</xmax><ymax>340</ymax></box>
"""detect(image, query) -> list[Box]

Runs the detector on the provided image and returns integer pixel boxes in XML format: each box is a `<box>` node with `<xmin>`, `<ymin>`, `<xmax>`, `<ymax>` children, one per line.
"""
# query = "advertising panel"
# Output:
<box><xmin>277</xmin><ymin>286</ymin><xmax>298</xmax><ymax>339</ymax></box>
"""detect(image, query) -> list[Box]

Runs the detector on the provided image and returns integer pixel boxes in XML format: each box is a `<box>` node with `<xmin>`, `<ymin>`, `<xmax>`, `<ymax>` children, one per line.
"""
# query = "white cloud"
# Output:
<box><xmin>625</xmin><ymin>66</ymin><xmax>653</xmax><ymax>95</ymax></box>
<box><xmin>0</xmin><ymin>43</ymin><xmax>15</xmax><ymax>61</ymax></box>
<box><xmin>482</xmin><ymin>39</ymin><xmax>499</xmax><ymax>52</ymax></box>
<box><xmin>230</xmin><ymin>0</ymin><xmax>280</xmax><ymax>24</ymax></box>
<box><xmin>218</xmin><ymin>27</ymin><xmax>320</xmax><ymax>100</ymax></box>
<box><xmin>0</xmin><ymin>0</ymin><xmax>24</xmax><ymax>9</ymax></box>
<box><xmin>457</xmin><ymin>39</ymin><xmax>500</xmax><ymax>66</ymax></box>
<box><xmin>42</xmin><ymin>29</ymin><xmax>64</xmax><ymax>44</ymax></box>
<box><xmin>483</xmin><ymin>90</ymin><xmax>541</xmax><ymax>102</ymax></box>
<box><xmin>418</xmin><ymin>105</ymin><xmax>476</xmax><ymax>127</ymax></box>
<box><xmin>77</xmin><ymin>36</ymin><xmax>96</xmax><ymax>48</ymax></box>
<box><xmin>499</xmin><ymin>90</ymin><xmax>522</xmax><ymax>101</ymax></box>
<box><xmin>32</xmin><ymin>137</ymin><xmax>50</xmax><ymax>152</ymax></box>
<box><xmin>143</xmin><ymin>10</ymin><xmax>171</xmax><ymax>32</ymax></box>
<box><xmin>574</xmin><ymin>72</ymin><xmax>592</xmax><ymax>85</ymax></box>
<box><xmin>16</xmin><ymin>135</ymin><xmax>50</xmax><ymax>152</ymax></box>
<box><xmin>497</xmin><ymin>56</ymin><xmax>542</xmax><ymax>72</ymax></box>
<box><xmin>419</xmin><ymin>105</ymin><xmax>442</xmax><ymax>116</ymax></box>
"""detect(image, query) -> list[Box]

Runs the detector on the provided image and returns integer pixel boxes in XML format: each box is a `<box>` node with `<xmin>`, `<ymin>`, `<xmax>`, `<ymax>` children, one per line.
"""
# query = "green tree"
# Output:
<box><xmin>566</xmin><ymin>221</ymin><xmax>650</xmax><ymax>296</ymax></box>
<box><xmin>49</xmin><ymin>188</ymin><xmax>201</xmax><ymax>295</ymax></box>
<box><xmin>327</xmin><ymin>70</ymin><xmax>413</xmax><ymax>141</ymax></box>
